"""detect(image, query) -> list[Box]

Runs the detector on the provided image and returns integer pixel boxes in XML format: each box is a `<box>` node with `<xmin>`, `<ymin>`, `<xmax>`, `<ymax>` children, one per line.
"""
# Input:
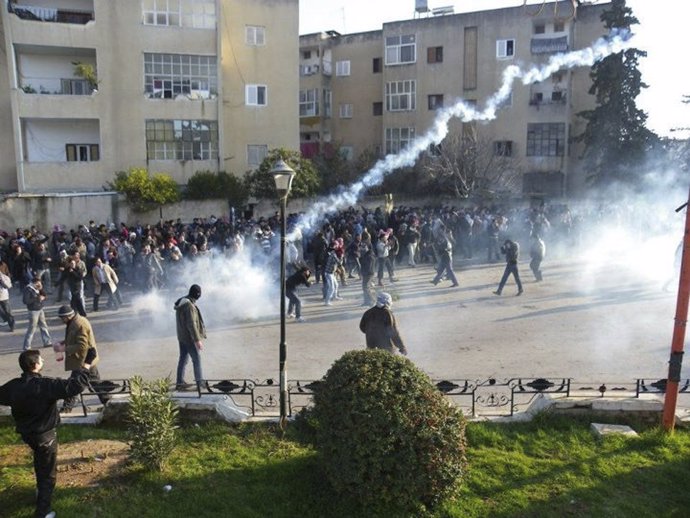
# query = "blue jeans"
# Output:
<box><xmin>497</xmin><ymin>262</ymin><xmax>523</xmax><ymax>293</ymax></box>
<box><xmin>176</xmin><ymin>340</ymin><xmax>203</xmax><ymax>385</ymax></box>
<box><xmin>23</xmin><ymin>309</ymin><xmax>51</xmax><ymax>350</ymax></box>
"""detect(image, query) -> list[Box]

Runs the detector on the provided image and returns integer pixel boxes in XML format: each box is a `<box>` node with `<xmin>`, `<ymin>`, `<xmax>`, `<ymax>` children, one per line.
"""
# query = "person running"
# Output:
<box><xmin>286</xmin><ymin>266</ymin><xmax>312</xmax><ymax>323</ymax></box>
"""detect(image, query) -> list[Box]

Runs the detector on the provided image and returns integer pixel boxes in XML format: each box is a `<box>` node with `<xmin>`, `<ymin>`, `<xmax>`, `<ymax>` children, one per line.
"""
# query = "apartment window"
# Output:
<box><xmin>302</xmin><ymin>50</ymin><xmax>311</xmax><ymax>60</ymax></box>
<box><xmin>146</xmin><ymin>119</ymin><xmax>218</xmax><ymax>160</ymax></box>
<box><xmin>386</xmin><ymin>80</ymin><xmax>416</xmax><ymax>111</ymax></box>
<box><xmin>245</xmin><ymin>25</ymin><xmax>265</xmax><ymax>46</ymax></box>
<box><xmin>247</xmin><ymin>144</ymin><xmax>268</xmax><ymax>167</ymax></box>
<box><xmin>373</xmin><ymin>57</ymin><xmax>382</xmax><ymax>73</ymax></box>
<box><xmin>526</xmin><ymin>123</ymin><xmax>565</xmax><ymax>156</ymax></box>
<box><xmin>385</xmin><ymin>127</ymin><xmax>415</xmax><ymax>154</ymax></box>
<box><xmin>299</xmin><ymin>89</ymin><xmax>319</xmax><ymax>117</ymax></box>
<box><xmin>61</xmin><ymin>79</ymin><xmax>92</xmax><ymax>95</ymax></box>
<box><xmin>66</xmin><ymin>144</ymin><xmax>99</xmax><ymax>162</ymax></box>
<box><xmin>554</xmin><ymin>21</ymin><xmax>565</xmax><ymax>32</ymax></box>
<box><xmin>496</xmin><ymin>39</ymin><xmax>515</xmax><ymax>58</ymax></box>
<box><xmin>246</xmin><ymin>84</ymin><xmax>267</xmax><ymax>106</ymax></box>
<box><xmin>339</xmin><ymin>146</ymin><xmax>354</xmax><ymax>161</ymax></box>
<box><xmin>142</xmin><ymin>0</ymin><xmax>216</xmax><ymax>29</ymax></box>
<box><xmin>144</xmin><ymin>53</ymin><xmax>217</xmax><ymax>99</ymax></box>
<box><xmin>385</xmin><ymin>34</ymin><xmax>416</xmax><ymax>65</ymax></box>
<box><xmin>531</xmin><ymin>92</ymin><xmax>544</xmax><ymax>104</ymax></box>
<box><xmin>428</xmin><ymin>94</ymin><xmax>444</xmax><ymax>110</ymax></box>
<box><xmin>339</xmin><ymin>103</ymin><xmax>353</xmax><ymax>119</ymax></box>
<box><xmin>551</xmin><ymin>91</ymin><xmax>565</xmax><ymax>102</ymax></box>
<box><xmin>323</xmin><ymin>89</ymin><xmax>332</xmax><ymax>117</ymax></box>
<box><xmin>372</xmin><ymin>102</ymin><xmax>383</xmax><ymax>116</ymax></box>
<box><xmin>335</xmin><ymin>60</ymin><xmax>351</xmax><ymax>76</ymax></box>
<box><xmin>427</xmin><ymin>46</ymin><xmax>443</xmax><ymax>63</ymax></box>
<box><xmin>494</xmin><ymin>141</ymin><xmax>513</xmax><ymax>157</ymax></box>
<box><xmin>534</xmin><ymin>24</ymin><xmax>545</xmax><ymax>34</ymax></box>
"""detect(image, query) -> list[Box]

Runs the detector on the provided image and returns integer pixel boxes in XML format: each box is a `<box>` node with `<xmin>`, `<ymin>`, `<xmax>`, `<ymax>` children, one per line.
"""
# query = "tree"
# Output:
<box><xmin>311</xmin><ymin>142</ymin><xmax>359</xmax><ymax>193</ymax></box>
<box><xmin>419</xmin><ymin>127</ymin><xmax>522</xmax><ymax>198</ymax></box>
<box><xmin>185</xmin><ymin>170</ymin><xmax>249</xmax><ymax>207</ymax></box>
<box><xmin>576</xmin><ymin>0</ymin><xmax>659</xmax><ymax>186</ymax></box>
<box><xmin>109</xmin><ymin>167</ymin><xmax>180</xmax><ymax>215</ymax></box>
<box><xmin>244</xmin><ymin>148</ymin><xmax>321</xmax><ymax>199</ymax></box>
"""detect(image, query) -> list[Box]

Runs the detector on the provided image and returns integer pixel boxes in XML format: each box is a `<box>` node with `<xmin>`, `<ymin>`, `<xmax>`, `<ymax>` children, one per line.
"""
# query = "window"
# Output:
<box><xmin>385</xmin><ymin>127</ymin><xmax>415</xmax><ymax>154</ymax></box>
<box><xmin>373</xmin><ymin>57</ymin><xmax>382</xmax><ymax>73</ymax></box>
<box><xmin>526</xmin><ymin>123</ymin><xmax>565</xmax><ymax>156</ymax></box>
<box><xmin>339</xmin><ymin>146</ymin><xmax>354</xmax><ymax>161</ymax></box>
<box><xmin>246</xmin><ymin>84</ymin><xmax>267</xmax><ymax>106</ymax></box>
<box><xmin>385</xmin><ymin>34</ymin><xmax>416</xmax><ymax>65</ymax></box>
<box><xmin>531</xmin><ymin>92</ymin><xmax>544</xmax><ymax>104</ymax></box>
<box><xmin>386</xmin><ymin>80</ymin><xmax>416</xmax><ymax>111</ymax></box>
<box><xmin>146</xmin><ymin>119</ymin><xmax>218</xmax><ymax>160</ymax></box>
<box><xmin>144</xmin><ymin>53</ymin><xmax>217</xmax><ymax>99</ymax></box>
<box><xmin>554</xmin><ymin>21</ymin><xmax>565</xmax><ymax>32</ymax></box>
<box><xmin>302</xmin><ymin>50</ymin><xmax>311</xmax><ymax>60</ymax></box>
<box><xmin>335</xmin><ymin>60</ymin><xmax>351</xmax><ymax>76</ymax></box>
<box><xmin>323</xmin><ymin>89</ymin><xmax>332</xmax><ymax>117</ymax></box>
<box><xmin>551</xmin><ymin>91</ymin><xmax>565</xmax><ymax>102</ymax></box>
<box><xmin>142</xmin><ymin>0</ymin><xmax>216</xmax><ymax>29</ymax></box>
<box><xmin>494</xmin><ymin>141</ymin><xmax>513</xmax><ymax>157</ymax></box>
<box><xmin>61</xmin><ymin>79</ymin><xmax>92</xmax><ymax>95</ymax></box>
<box><xmin>299</xmin><ymin>89</ymin><xmax>319</xmax><ymax>117</ymax></box>
<box><xmin>496</xmin><ymin>39</ymin><xmax>515</xmax><ymax>58</ymax></box>
<box><xmin>372</xmin><ymin>102</ymin><xmax>383</xmax><ymax>116</ymax></box>
<box><xmin>247</xmin><ymin>144</ymin><xmax>268</xmax><ymax>167</ymax></box>
<box><xmin>339</xmin><ymin>103</ymin><xmax>353</xmax><ymax>118</ymax></box>
<box><xmin>245</xmin><ymin>25</ymin><xmax>265</xmax><ymax>46</ymax></box>
<box><xmin>428</xmin><ymin>94</ymin><xmax>444</xmax><ymax>110</ymax></box>
<box><xmin>427</xmin><ymin>46</ymin><xmax>443</xmax><ymax>63</ymax></box>
<box><xmin>66</xmin><ymin>144</ymin><xmax>99</xmax><ymax>162</ymax></box>
<box><xmin>428</xmin><ymin>143</ymin><xmax>442</xmax><ymax>157</ymax></box>
<box><xmin>534</xmin><ymin>24</ymin><xmax>545</xmax><ymax>34</ymax></box>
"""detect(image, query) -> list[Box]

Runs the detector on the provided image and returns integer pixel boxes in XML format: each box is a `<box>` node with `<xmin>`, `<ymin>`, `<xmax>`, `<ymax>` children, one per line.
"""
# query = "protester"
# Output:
<box><xmin>494</xmin><ymin>238</ymin><xmax>523</xmax><ymax>296</ymax></box>
<box><xmin>22</xmin><ymin>276</ymin><xmax>52</xmax><ymax>350</ymax></box>
<box><xmin>359</xmin><ymin>292</ymin><xmax>407</xmax><ymax>355</ymax></box>
<box><xmin>174</xmin><ymin>284</ymin><xmax>206</xmax><ymax>391</ymax></box>
<box><xmin>91</xmin><ymin>257</ymin><xmax>121</xmax><ymax>311</ymax></box>
<box><xmin>0</xmin><ymin>260</ymin><xmax>16</xmax><ymax>332</ymax></box>
<box><xmin>286</xmin><ymin>266</ymin><xmax>312</xmax><ymax>322</ymax></box>
<box><xmin>0</xmin><ymin>349</ymin><xmax>89</xmax><ymax>518</ymax></box>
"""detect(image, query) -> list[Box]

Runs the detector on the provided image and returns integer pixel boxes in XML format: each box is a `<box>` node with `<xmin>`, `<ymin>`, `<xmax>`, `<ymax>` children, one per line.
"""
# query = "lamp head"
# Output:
<box><xmin>270</xmin><ymin>159</ymin><xmax>296</xmax><ymax>199</ymax></box>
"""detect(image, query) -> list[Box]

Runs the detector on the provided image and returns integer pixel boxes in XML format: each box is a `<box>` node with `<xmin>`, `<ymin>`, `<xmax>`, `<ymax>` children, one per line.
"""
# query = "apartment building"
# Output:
<box><xmin>299</xmin><ymin>1</ymin><xmax>610</xmax><ymax>198</ymax></box>
<box><xmin>0</xmin><ymin>0</ymin><xmax>298</xmax><ymax>194</ymax></box>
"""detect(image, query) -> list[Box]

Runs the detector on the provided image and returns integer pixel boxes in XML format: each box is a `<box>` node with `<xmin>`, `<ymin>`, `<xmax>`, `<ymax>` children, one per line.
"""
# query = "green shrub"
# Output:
<box><xmin>185</xmin><ymin>170</ymin><xmax>248</xmax><ymax>206</ymax></box>
<box><xmin>127</xmin><ymin>376</ymin><xmax>179</xmax><ymax>471</ymax></box>
<box><xmin>310</xmin><ymin>350</ymin><xmax>468</xmax><ymax>513</ymax></box>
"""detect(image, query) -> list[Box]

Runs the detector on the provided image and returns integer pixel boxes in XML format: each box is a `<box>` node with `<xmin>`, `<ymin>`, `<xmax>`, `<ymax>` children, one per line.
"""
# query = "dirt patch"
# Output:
<box><xmin>57</xmin><ymin>439</ymin><xmax>130</xmax><ymax>488</ymax></box>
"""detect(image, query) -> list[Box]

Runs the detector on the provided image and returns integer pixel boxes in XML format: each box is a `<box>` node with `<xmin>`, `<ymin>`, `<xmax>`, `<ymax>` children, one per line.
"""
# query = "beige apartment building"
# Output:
<box><xmin>299</xmin><ymin>1</ymin><xmax>610</xmax><ymax>198</ymax></box>
<box><xmin>0</xmin><ymin>0</ymin><xmax>298</xmax><ymax>194</ymax></box>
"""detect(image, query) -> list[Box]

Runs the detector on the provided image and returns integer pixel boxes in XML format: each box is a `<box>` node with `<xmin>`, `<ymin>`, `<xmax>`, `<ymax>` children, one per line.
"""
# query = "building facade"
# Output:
<box><xmin>0</xmin><ymin>0</ymin><xmax>298</xmax><ymax>194</ymax></box>
<box><xmin>299</xmin><ymin>1</ymin><xmax>610</xmax><ymax>198</ymax></box>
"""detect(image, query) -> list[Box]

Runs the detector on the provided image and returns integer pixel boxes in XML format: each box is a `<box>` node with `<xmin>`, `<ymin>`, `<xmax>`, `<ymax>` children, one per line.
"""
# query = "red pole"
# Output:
<box><xmin>662</xmin><ymin>187</ymin><xmax>690</xmax><ymax>431</ymax></box>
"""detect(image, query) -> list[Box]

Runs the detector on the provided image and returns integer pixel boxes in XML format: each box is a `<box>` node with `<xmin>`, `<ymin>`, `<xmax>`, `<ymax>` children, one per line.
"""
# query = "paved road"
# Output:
<box><xmin>0</xmin><ymin>253</ymin><xmax>681</xmax><ymax>390</ymax></box>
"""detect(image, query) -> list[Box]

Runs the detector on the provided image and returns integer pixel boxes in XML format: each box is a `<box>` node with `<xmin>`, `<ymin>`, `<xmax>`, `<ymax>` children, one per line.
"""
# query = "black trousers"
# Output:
<box><xmin>22</xmin><ymin>429</ymin><xmax>58</xmax><ymax>518</ymax></box>
<box><xmin>0</xmin><ymin>299</ymin><xmax>15</xmax><ymax>329</ymax></box>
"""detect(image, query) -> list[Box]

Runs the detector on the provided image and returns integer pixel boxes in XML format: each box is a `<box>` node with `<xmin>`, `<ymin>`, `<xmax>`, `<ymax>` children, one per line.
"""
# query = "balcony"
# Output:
<box><xmin>8</xmin><ymin>1</ymin><xmax>94</xmax><ymax>24</ymax></box>
<box><xmin>21</xmin><ymin>77</ymin><xmax>94</xmax><ymax>95</ymax></box>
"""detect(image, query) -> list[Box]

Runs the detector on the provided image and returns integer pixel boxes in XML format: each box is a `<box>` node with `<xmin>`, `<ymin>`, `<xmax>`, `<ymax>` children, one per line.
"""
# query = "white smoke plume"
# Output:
<box><xmin>293</xmin><ymin>30</ymin><xmax>634</xmax><ymax>236</ymax></box>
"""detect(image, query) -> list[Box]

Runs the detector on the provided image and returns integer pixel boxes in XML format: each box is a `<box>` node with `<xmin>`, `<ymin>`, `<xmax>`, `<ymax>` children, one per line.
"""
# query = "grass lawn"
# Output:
<box><xmin>1</xmin><ymin>414</ymin><xmax>690</xmax><ymax>517</ymax></box>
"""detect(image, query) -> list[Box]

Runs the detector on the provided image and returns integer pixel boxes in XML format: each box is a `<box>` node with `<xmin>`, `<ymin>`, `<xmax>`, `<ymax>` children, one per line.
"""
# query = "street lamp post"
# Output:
<box><xmin>270</xmin><ymin>159</ymin><xmax>296</xmax><ymax>429</ymax></box>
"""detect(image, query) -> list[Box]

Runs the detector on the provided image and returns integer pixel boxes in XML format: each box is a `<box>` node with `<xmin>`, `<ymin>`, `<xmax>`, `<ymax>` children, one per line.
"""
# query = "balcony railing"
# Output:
<box><xmin>8</xmin><ymin>2</ymin><xmax>94</xmax><ymax>24</ymax></box>
<box><xmin>531</xmin><ymin>36</ymin><xmax>568</xmax><ymax>55</ymax></box>
<box><xmin>20</xmin><ymin>78</ymin><xmax>95</xmax><ymax>95</ymax></box>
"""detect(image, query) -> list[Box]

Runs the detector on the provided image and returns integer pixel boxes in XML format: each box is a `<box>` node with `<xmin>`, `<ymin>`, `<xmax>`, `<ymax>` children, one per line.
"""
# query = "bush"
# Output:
<box><xmin>310</xmin><ymin>350</ymin><xmax>467</xmax><ymax>513</ymax></box>
<box><xmin>185</xmin><ymin>170</ymin><xmax>248</xmax><ymax>206</ymax></box>
<box><xmin>127</xmin><ymin>376</ymin><xmax>179</xmax><ymax>471</ymax></box>
<box><xmin>108</xmin><ymin>167</ymin><xmax>180</xmax><ymax>212</ymax></box>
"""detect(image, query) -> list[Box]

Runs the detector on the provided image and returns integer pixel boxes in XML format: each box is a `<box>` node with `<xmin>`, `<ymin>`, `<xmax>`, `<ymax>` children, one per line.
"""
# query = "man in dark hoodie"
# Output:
<box><xmin>175</xmin><ymin>284</ymin><xmax>206</xmax><ymax>391</ymax></box>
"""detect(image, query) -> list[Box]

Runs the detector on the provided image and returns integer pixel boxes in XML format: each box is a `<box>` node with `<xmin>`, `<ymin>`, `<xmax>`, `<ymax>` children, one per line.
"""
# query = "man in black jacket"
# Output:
<box><xmin>0</xmin><ymin>350</ymin><xmax>89</xmax><ymax>518</ymax></box>
<box><xmin>286</xmin><ymin>266</ymin><xmax>312</xmax><ymax>322</ymax></box>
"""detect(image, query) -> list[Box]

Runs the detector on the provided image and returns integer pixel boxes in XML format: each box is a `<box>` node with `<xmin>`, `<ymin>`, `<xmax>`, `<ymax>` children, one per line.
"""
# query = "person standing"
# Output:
<box><xmin>91</xmin><ymin>257</ymin><xmax>121</xmax><ymax>312</ymax></box>
<box><xmin>359</xmin><ymin>244</ymin><xmax>377</xmax><ymax>307</ymax></box>
<box><xmin>494</xmin><ymin>239</ymin><xmax>523</xmax><ymax>296</ymax></box>
<box><xmin>0</xmin><ymin>349</ymin><xmax>89</xmax><ymax>518</ymax></box>
<box><xmin>174</xmin><ymin>284</ymin><xmax>206</xmax><ymax>391</ymax></box>
<box><xmin>359</xmin><ymin>292</ymin><xmax>407</xmax><ymax>355</ymax></box>
<box><xmin>22</xmin><ymin>277</ymin><xmax>52</xmax><ymax>351</ymax></box>
<box><xmin>286</xmin><ymin>266</ymin><xmax>312</xmax><ymax>322</ymax></box>
<box><xmin>431</xmin><ymin>231</ymin><xmax>459</xmax><ymax>288</ymax></box>
<box><xmin>0</xmin><ymin>261</ymin><xmax>16</xmax><ymax>332</ymax></box>
<box><xmin>529</xmin><ymin>233</ymin><xmax>546</xmax><ymax>282</ymax></box>
<box><xmin>54</xmin><ymin>305</ymin><xmax>106</xmax><ymax>413</ymax></box>
<box><xmin>64</xmin><ymin>252</ymin><xmax>87</xmax><ymax>316</ymax></box>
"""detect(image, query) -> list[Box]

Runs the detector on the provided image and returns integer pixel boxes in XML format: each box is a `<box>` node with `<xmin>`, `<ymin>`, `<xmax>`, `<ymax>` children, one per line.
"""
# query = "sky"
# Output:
<box><xmin>299</xmin><ymin>0</ymin><xmax>690</xmax><ymax>139</ymax></box>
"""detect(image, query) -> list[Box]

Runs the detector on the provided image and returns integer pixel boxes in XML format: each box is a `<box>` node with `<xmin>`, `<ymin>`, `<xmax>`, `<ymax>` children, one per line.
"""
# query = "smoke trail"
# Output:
<box><xmin>293</xmin><ymin>30</ymin><xmax>634</xmax><ymax>236</ymax></box>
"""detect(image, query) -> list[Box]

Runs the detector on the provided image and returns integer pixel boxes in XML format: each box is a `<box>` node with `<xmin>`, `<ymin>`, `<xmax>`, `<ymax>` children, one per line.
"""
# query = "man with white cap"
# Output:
<box><xmin>359</xmin><ymin>292</ymin><xmax>407</xmax><ymax>355</ymax></box>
